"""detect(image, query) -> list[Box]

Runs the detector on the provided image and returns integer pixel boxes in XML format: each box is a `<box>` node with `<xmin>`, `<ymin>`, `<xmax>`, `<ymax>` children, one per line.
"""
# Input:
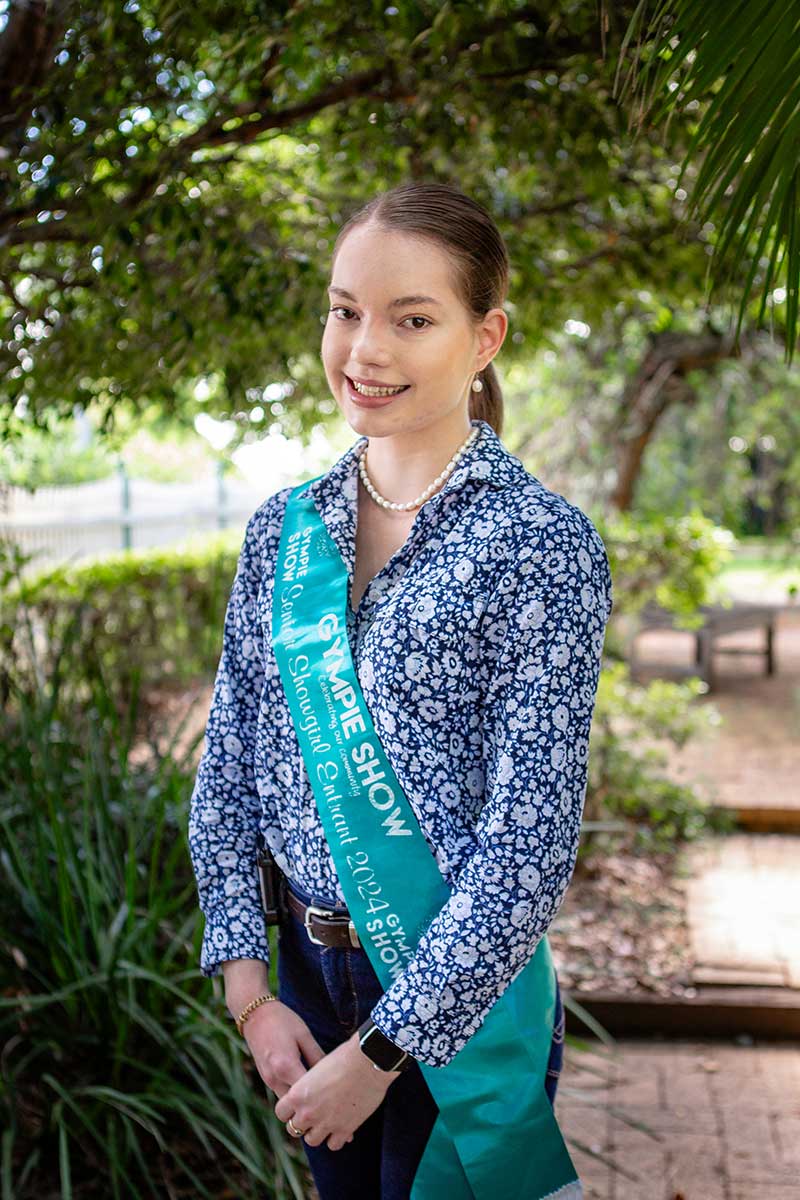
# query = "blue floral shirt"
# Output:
<box><xmin>188</xmin><ymin>418</ymin><xmax>613</xmax><ymax>1068</ymax></box>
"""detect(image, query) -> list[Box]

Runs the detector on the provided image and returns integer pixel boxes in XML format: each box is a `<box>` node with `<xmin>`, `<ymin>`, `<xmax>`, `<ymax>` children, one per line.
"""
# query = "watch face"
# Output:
<box><xmin>360</xmin><ymin>1024</ymin><xmax>407</xmax><ymax>1071</ymax></box>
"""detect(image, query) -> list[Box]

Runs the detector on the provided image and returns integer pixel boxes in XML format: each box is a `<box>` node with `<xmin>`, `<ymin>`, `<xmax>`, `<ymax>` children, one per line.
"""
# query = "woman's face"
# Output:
<box><xmin>321</xmin><ymin>223</ymin><xmax>506</xmax><ymax>439</ymax></box>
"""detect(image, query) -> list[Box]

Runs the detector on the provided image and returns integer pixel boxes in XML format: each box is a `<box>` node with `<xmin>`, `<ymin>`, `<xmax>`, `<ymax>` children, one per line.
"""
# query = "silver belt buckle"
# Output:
<box><xmin>302</xmin><ymin>902</ymin><xmax>361</xmax><ymax>948</ymax></box>
<box><xmin>303</xmin><ymin>902</ymin><xmax>339</xmax><ymax>946</ymax></box>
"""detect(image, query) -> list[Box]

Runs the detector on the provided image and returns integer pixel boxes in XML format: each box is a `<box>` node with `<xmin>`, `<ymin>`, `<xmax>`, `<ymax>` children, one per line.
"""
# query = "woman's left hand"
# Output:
<box><xmin>274</xmin><ymin>1031</ymin><xmax>402</xmax><ymax>1151</ymax></box>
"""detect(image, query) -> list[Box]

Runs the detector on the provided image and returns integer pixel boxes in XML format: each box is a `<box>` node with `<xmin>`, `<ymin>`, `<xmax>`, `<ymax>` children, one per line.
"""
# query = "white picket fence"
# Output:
<box><xmin>0</xmin><ymin>470</ymin><xmax>270</xmax><ymax>574</ymax></box>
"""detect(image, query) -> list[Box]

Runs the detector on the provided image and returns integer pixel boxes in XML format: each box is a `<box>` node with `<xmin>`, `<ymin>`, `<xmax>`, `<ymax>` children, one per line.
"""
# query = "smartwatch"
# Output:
<box><xmin>357</xmin><ymin>1016</ymin><xmax>412</xmax><ymax>1073</ymax></box>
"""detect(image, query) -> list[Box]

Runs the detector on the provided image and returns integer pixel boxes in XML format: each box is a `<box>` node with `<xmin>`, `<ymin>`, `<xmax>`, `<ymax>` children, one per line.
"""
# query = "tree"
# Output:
<box><xmin>0</xmin><ymin>0</ymin><xmax>720</xmax><ymax>441</ymax></box>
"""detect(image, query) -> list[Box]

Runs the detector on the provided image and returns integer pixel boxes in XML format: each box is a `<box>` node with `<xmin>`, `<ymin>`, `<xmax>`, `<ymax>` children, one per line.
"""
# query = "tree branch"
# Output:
<box><xmin>0</xmin><ymin>0</ymin><xmax>70</xmax><ymax>137</ymax></box>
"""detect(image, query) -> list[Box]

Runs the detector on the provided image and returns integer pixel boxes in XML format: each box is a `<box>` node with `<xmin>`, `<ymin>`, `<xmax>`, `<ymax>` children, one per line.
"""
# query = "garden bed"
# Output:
<box><xmin>550</xmin><ymin>843</ymin><xmax>697</xmax><ymax>1000</ymax></box>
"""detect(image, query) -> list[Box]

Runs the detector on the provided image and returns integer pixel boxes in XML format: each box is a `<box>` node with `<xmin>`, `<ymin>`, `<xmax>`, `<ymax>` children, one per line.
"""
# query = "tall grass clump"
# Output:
<box><xmin>0</xmin><ymin>543</ymin><xmax>307</xmax><ymax>1200</ymax></box>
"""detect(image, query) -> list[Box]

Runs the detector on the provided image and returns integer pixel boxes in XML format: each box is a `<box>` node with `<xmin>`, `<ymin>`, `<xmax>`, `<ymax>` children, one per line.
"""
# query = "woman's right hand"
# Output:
<box><xmin>243</xmin><ymin>998</ymin><xmax>325</xmax><ymax>1098</ymax></box>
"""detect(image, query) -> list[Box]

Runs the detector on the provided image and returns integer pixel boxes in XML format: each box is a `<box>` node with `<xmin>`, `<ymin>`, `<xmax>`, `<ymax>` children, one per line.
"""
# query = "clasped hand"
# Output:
<box><xmin>274</xmin><ymin>1031</ymin><xmax>398</xmax><ymax>1151</ymax></box>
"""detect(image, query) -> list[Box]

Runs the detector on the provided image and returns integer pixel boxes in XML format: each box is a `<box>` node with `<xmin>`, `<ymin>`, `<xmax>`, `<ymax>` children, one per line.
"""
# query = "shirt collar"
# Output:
<box><xmin>306</xmin><ymin>418</ymin><xmax>529</xmax><ymax>514</ymax></box>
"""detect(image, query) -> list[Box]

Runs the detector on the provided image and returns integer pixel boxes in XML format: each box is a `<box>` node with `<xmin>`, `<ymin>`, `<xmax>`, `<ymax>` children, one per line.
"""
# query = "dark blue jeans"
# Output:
<box><xmin>276</xmin><ymin>875</ymin><xmax>564</xmax><ymax>1200</ymax></box>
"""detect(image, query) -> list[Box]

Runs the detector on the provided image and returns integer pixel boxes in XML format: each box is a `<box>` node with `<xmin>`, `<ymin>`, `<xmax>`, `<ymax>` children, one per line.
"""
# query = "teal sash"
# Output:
<box><xmin>270</xmin><ymin>479</ymin><xmax>582</xmax><ymax>1200</ymax></box>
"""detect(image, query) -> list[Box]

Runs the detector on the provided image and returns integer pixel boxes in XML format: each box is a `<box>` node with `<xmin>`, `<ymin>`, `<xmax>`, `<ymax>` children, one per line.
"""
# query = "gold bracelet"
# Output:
<box><xmin>235</xmin><ymin>991</ymin><xmax>277</xmax><ymax>1036</ymax></box>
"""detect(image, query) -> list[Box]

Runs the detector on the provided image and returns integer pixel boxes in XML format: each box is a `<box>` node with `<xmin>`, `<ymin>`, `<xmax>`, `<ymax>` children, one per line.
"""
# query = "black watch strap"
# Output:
<box><xmin>357</xmin><ymin>1016</ymin><xmax>412</xmax><ymax>1072</ymax></box>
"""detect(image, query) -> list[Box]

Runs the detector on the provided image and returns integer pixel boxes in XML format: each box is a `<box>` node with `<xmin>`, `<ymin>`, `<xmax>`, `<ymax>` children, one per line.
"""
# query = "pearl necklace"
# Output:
<box><xmin>357</xmin><ymin>426</ymin><xmax>480</xmax><ymax>511</ymax></box>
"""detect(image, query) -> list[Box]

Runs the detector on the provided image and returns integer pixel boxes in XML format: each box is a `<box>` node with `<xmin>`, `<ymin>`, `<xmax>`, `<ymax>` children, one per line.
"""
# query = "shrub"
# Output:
<box><xmin>584</xmin><ymin>659</ymin><xmax>734</xmax><ymax>854</ymax></box>
<box><xmin>0</xmin><ymin>533</ymin><xmax>240</xmax><ymax>721</ymax></box>
<box><xmin>0</xmin><ymin>647</ymin><xmax>308</xmax><ymax>1200</ymax></box>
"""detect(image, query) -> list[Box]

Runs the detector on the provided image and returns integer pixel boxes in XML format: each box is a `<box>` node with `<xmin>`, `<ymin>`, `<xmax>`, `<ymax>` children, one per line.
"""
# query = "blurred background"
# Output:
<box><xmin>1</xmin><ymin>2</ymin><xmax>798</xmax><ymax>1198</ymax></box>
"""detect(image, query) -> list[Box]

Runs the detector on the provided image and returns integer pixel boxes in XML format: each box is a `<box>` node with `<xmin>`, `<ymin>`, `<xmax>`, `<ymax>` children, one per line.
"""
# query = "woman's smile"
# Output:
<box><xmin>345</xmin><ymin>374</ymin><xmax>412</xmax><ymax>407</ymax></box>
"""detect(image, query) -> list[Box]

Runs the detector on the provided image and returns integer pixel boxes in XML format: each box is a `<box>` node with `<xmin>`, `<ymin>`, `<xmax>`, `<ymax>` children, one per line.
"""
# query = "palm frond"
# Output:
<box><xmin>611</xmin><ymin>0</ymin><xmax>800</xmax><ymax>361</ymax></box>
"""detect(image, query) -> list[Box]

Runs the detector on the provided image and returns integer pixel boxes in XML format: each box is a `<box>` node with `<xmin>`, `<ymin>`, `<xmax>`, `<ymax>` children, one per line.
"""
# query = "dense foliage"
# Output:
<box><xmin>0</xmin><ymin>532</ymin><xmax>239</xmax><ymax>718</ymax></box>
<box><xmin>0</xmin><ymin>652</ymin><xmax>308</xmax><ymax>1199</ymax></box>
<box><xmin>1</xmin><ymin>0</ymin><xmax>722</xmax><ymax>441</ymax></box>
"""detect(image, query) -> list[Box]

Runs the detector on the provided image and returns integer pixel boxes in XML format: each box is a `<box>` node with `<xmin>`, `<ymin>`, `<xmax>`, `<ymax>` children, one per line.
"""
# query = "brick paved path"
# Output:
<box><xmin>557</xmin><ymin>1039</ymin><xmax>800</xmax><ymax>1199</ymax></box>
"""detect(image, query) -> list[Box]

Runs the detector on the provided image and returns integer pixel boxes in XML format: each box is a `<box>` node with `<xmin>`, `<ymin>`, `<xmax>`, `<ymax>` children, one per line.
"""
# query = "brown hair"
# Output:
<box><xmin>331</xmin><ymin>181</ymin><xmax>509</xmax><ymax>437</ymax></box>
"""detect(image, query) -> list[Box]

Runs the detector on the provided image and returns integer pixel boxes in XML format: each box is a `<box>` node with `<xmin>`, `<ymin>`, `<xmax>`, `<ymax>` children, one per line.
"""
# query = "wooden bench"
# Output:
<box><xmin>628</xmin><ymin>601</ymin><xmax>781</xmax><ymax>690</ymax></box>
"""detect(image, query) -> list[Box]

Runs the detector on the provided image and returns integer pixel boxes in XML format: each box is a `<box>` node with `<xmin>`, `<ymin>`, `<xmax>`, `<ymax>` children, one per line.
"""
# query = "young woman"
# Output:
<box><xmin>188</xmin><ymin>182</ymin><xmax>612</xmax><ymax>1200</ymax></box>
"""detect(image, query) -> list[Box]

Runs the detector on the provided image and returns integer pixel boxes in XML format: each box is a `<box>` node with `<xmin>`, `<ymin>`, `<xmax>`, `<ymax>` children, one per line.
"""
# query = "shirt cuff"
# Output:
<box><xmin>369</xmin><ymin>990</ymin><xmax>462</xmax><ymax>1068</ymax></box>
<box><xmin>199</xmin><ymin>902</ymin><xmax>272</xmax><ymax>978</ymax></box>
<box><xmin>365</xmin><ymin>1009</ymin><xmax>418</xmax><ymax>1061</ymax></box>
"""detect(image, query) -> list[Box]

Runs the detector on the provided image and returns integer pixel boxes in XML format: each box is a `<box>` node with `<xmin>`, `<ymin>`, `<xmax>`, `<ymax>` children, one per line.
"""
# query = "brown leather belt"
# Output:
<box><xmin>284</xmin><ymin>887</ymin><xmax>362</xmax><ymax>949</ymax></box>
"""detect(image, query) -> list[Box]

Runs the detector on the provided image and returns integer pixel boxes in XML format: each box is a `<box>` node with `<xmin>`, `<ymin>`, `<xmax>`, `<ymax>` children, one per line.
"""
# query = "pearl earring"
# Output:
<box><xmin>471</xmin><ymin>373</ymin><xmax>483</xmax><ymax>393</ymax></box>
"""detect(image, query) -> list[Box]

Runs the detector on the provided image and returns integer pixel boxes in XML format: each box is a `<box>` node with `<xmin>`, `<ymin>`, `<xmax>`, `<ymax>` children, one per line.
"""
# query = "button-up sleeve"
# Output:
<box><xmin>188</xmin><ymin>505</ymin><xmax>273</xmax><ymax>978</ymax></box>
<box><xmin>368</xmin><ymin>508</ymin><xmax>613</xmax><ymax>1067</ymax></box>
